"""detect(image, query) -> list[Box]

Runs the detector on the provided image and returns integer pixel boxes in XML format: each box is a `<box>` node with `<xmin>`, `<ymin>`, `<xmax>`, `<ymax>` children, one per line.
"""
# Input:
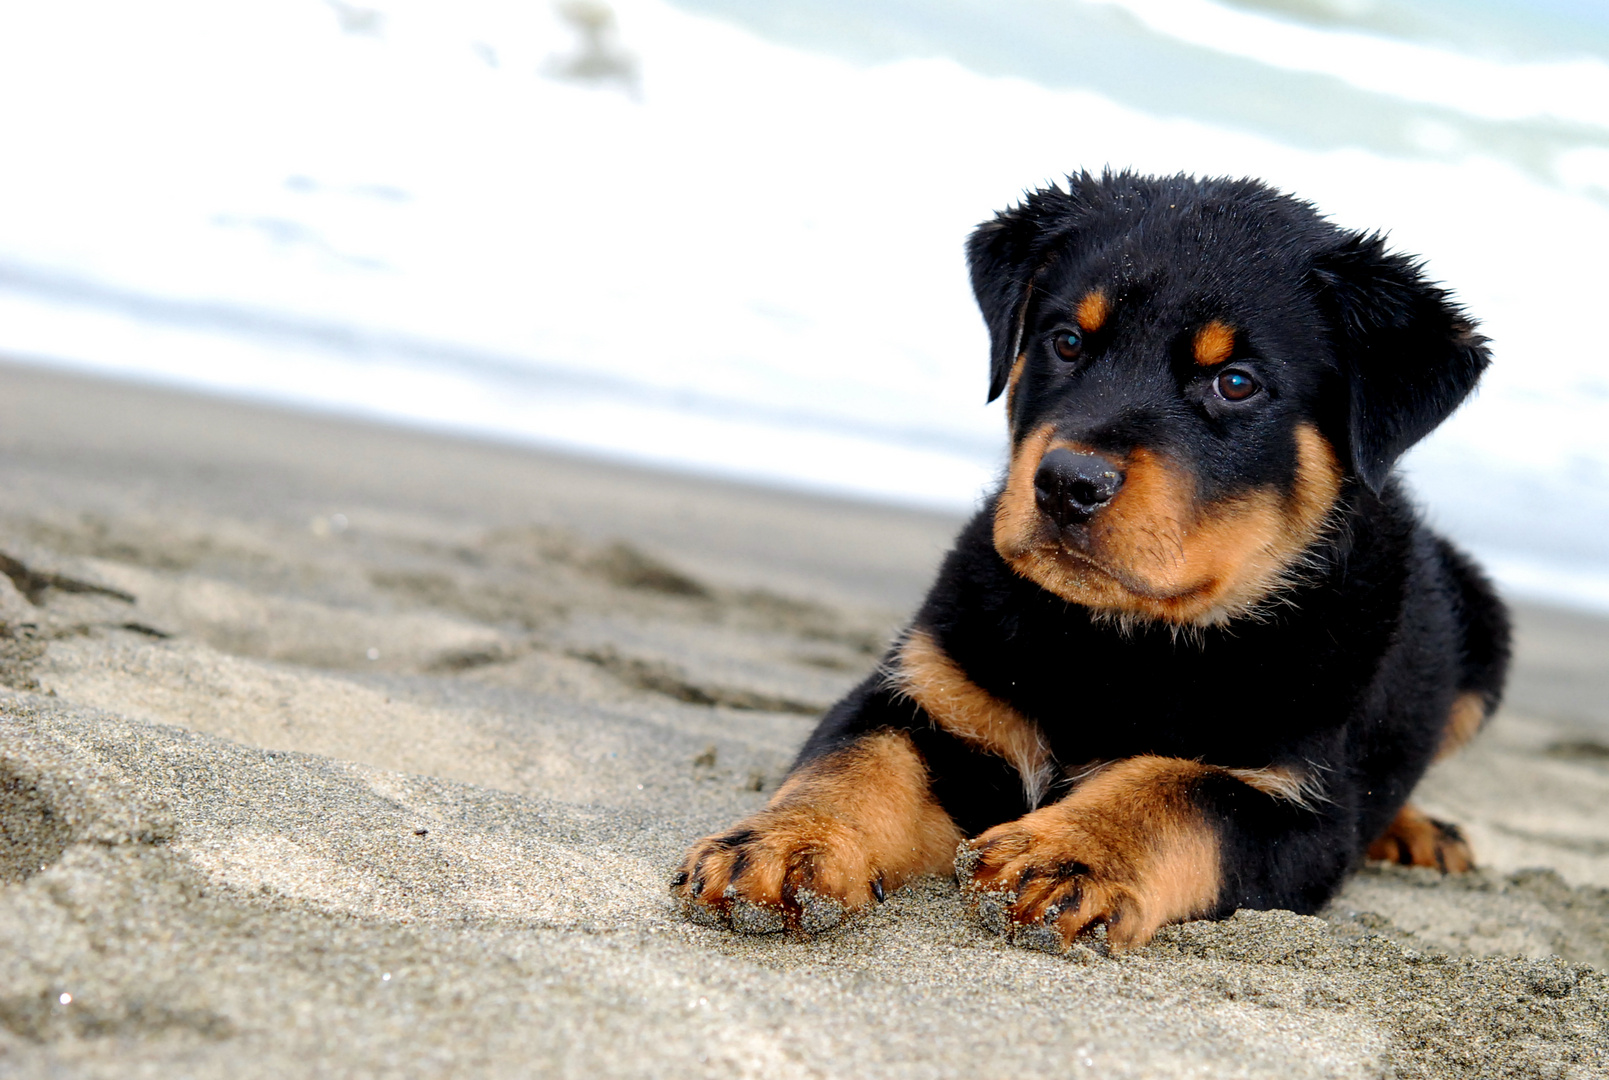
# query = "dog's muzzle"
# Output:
<box><xmin>1033</xmin><ymin>448</ymin><xmax>1125</xmax><ymax>528</ymax></box>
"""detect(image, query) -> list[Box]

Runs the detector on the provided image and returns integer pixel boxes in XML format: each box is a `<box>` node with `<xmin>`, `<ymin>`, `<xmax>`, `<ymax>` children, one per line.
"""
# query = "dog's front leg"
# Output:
<box><xmin>672</xmin><ymin>727</ymin><xmax>962</xmax><ymax>933</ymax></box>
<box><xmin>957</xmin><ymin>755</ymin><xmax>1345</xmax><ymax>952</ymax></box>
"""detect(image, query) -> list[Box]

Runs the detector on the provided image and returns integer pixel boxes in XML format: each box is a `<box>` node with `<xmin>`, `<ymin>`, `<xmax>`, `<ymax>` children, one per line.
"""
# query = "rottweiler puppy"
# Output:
<box><xmin>672</xmin><ymin>171</ymin><xmax>1510</xmax><ymax>952</ymax></box>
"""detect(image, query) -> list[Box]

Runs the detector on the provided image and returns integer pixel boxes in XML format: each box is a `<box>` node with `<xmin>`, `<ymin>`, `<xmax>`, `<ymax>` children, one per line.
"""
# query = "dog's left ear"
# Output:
<box><xmin>967</xmin><ymin>188</ymin><xmax>1078</xmax><ymax>403</ymax></box>
<box><xmin>1309</xmin><ymin>230</ymin><xmax>1490</xmax><ymax>493</ymax></box>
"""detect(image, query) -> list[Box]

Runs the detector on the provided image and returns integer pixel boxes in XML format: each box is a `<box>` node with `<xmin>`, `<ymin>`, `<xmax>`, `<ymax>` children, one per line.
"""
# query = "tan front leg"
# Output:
<box><xmin>672</xmin><ymin>730</ymin><xmax>962</xmax><ymax>933</ymax></box>
<box><xmin>957</xmin><ymin>756</ymin><xmax>1222</xmax><ymax>952</ymax></box>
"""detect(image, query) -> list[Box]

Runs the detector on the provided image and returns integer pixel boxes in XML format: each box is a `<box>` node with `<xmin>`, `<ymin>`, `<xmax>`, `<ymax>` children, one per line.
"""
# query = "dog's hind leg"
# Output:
<box><xmin>1431</xmin><ymin>535</ymin><xmax>1511</xmax><ymax>760</ymax></box>
<box><xmin>1367</xmin><ymin>804</ymin><xmax>1475</xmax><ymax>872</ymax></box>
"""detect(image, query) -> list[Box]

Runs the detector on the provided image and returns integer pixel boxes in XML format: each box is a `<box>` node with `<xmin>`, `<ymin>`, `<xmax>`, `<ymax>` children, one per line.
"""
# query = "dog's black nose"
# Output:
<box><xmin>1034</xmin><ymin>448</ymin><xmax>1124</xmax><ymax>527</ymax></box>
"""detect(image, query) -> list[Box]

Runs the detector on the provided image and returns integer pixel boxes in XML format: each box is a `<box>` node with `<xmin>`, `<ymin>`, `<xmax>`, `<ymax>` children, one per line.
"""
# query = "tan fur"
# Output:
<box><xmin>1076</xmin><ymin>290</ymin><xmax>1110</xmax><ymax>332</ymax></box>
<box><xmin>1193</xmin><ymin>320</ymin><xmax>1236</xmax><ymax>366</ymax></box>
<box><xmin>994</xmin><ymin>423</ymin><xmax>1342</xmax><ymax>626</ymax></box>
<box><xmin>994</xmin><ymin>423</ymin><xmax>1057</xmax><ymax>559</ymax></box>
<box><xmin>674</xmin><ymin>731</ymin><xmax>962</xmax><ymax>925</ymax></box>
<box><xmin>1005</xmin><ymin>354</ymin><xmax>1028</xmax><ymax>414</ymax></box>
<box><xmin>1223</xmin><ymin>763</ymin><xmax>1327</xmax><ymax>809</ymax></box>
<box><xmin>1436</xmin><ymin>691</ymin><xmax>1488</xmax><ymax>760</ymax></box>
<box><xmin>960</xmin><ymin>756</ymin><xmax>1222</xmax><ymax>951</ymax></box>
<box><xmin>892</xmin><ymin>628</ymin><xmax>1053</xmax><ymax>807</ymax></box>
<box><xmin>1367</xmin><ymin>804</ymin><xmax>1474</xmax><ymax>872</ymax></box>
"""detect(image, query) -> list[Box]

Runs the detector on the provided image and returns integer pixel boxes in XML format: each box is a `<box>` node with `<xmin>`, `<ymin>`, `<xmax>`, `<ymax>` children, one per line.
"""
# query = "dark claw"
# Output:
<box><xmin>1045</xmin><ymin>883</ymin><xmax>1082</xmax><ymax>924</ymax></box>
<box><xmin>870</xmin><ymin>877</ymin><xmax>886</xmax><ymax>904</ymax></box>
<box><xmin>670</xmin><ymin>871</ymin><xmax>689</xmax><ymax>889</ymax></box>
<box><xmin>691</xmin><ymin>876</ymin><xmax>705</xmax><ymax>898</ymax></box>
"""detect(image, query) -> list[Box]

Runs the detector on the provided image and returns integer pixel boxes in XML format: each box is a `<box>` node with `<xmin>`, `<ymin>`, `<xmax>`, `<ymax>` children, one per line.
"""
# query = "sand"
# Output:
<box><xmin>0</xmin><ymin>360</ymin><xmax>1605</xmax><ymax>1078</ymax></box>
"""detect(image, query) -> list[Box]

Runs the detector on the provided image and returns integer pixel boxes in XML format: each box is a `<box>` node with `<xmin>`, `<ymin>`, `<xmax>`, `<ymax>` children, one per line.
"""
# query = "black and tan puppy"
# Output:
<box><xmin>672</xmin><ymin>171</ymin><xmax>1510</xmax><ymax>952</ymax></box>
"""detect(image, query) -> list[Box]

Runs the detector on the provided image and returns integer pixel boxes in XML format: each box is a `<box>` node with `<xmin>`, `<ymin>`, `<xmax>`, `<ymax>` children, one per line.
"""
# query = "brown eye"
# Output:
<box><xmin>1215</xmin><ymin>369</ymin><xmax>1260</xmax><ymax>401</ymax></box>
<box><xmin>1052</xmin><ymin>329</ymin><xmax>1083</xmax><ymax>362</ymax></box>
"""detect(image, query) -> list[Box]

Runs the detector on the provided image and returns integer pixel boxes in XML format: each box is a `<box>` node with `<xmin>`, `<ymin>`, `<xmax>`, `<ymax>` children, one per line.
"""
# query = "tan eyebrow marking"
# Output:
<box><xmin>1193</xmin><ymin>320</ymin><xmax>1236</xmax><ymax>366</ymax></box>
<box><xmin>1076</xmin><ymin>290</ymin><xmax>1110</xmax><ymax>333</ymax></box>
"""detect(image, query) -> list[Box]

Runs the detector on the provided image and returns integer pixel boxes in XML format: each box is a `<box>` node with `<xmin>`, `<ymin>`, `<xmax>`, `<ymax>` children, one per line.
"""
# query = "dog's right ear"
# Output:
<box><xmin>967</xmin><ymin>188</ymin><xmax>1077</xmax><ymax>403</ymax></box>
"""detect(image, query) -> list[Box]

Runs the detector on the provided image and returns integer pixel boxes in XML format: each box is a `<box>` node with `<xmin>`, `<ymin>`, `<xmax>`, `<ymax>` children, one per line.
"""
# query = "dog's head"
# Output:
<box><xmin>970</xmin><ymin>172</ymin><xmax>1489</xmax><ymax>627</ymax></box>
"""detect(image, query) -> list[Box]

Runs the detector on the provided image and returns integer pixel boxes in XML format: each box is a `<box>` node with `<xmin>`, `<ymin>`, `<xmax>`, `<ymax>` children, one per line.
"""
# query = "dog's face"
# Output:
<box><xmin>970</xmin><ymin>173</ymin><xmax>1489</xmax><ymax>626</ymax></box>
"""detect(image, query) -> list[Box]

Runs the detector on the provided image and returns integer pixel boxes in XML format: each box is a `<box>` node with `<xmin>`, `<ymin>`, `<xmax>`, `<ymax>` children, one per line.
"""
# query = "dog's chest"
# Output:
<box><xmin>967</xmin><ymin>612</ymin><xmax>1367</xmax><ymax>765</ymax></box>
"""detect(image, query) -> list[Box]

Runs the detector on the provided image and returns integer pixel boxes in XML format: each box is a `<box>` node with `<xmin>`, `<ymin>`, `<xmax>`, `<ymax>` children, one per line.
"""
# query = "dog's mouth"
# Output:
<box><xmin>993</xmin><ymin>428</ymin><xmax>1213</xmax><ymax>606</ymax></box>
<box><xmin>995</xmin><ymin>425</ymin><xmax>1345</xmax><ymax>625</ymax></box>
<box><xmin>1033</xmin><ymin>528</ymin><xmax>1210</xmax><ymax>604</ymax></box>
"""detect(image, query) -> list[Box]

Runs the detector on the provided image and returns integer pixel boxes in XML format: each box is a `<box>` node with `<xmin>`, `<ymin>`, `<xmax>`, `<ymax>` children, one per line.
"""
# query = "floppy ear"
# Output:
<box><xmin>967</xmin><ymin>187</ymin><xmax>1078</xmax><ymax>402</ymax></box>
<box><xmin>1309</xmin><ymin>231</ymin><xmax>1491</xmax><ymax>493</ymax></box>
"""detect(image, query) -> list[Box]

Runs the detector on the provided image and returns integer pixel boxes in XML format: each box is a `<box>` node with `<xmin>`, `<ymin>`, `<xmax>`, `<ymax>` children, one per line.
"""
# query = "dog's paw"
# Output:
<box><xmin>956</xmin><ymin>794</ymin><xmax>1218</xmax><ymax>954</ymax></box>
<box><xmin>671</xmin><ymin>811</ymin><xmax>885</xmax><ymax>934</ymax></box>
<box><xmin>1367</xmin><ymin>804</ymin><xmax>1474</xmax><ymax>873</ymax></box>
<box><xmin>956</xmin><ymin>820</ymin><xmax>1143</xmax><ymax>954</ymax></box>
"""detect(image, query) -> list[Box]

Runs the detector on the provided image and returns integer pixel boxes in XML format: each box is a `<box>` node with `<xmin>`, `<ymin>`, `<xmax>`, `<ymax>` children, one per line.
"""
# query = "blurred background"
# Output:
<box><xmin>1</xmin><ymin>0</ymin><xmax>1607</xmax><ymax>611</ymax></box>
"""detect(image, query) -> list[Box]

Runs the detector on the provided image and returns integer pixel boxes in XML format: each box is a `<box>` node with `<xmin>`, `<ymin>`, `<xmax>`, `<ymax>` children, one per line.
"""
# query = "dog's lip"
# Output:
<box><xmin>1040</xmin><ymin>540</ymin><xmax>1209</xmax><ymax>604</ymax></box>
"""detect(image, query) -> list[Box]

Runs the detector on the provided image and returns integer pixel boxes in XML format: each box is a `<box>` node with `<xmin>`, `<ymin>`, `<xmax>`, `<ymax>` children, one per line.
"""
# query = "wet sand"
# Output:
<box><xmin>0</xmin><ymin>361</ymin><xmax>1605</xmax><ymax>1078</ymax></box>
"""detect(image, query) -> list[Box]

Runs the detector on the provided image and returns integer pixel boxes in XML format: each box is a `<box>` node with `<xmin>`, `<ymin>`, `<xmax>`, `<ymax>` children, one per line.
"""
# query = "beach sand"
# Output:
<box><xmin>0</xmin><ymin>360</ymin><xmax>1604</xmax><ymax>1078</ymax></box>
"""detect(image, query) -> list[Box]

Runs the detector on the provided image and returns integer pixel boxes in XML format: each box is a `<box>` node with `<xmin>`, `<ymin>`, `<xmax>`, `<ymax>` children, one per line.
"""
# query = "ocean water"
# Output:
<box><xmin>1</xmin><ymin>0</ymin><xmax>1607</xmax><ymax>610</ymax></box>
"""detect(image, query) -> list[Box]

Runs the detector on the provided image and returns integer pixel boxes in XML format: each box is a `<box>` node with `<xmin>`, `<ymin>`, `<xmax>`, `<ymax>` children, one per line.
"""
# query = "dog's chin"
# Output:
<box><xmin>1051</xmin><ymin>542</ymin><xmax>1199</xmax><ymax>603</ymax></box>
<box><xmin>997</xmin><ymin>518</ymin><xmax>1222</xmax><ymax>630</ymax></box>
<box><xmin>1005</xmin><ymin>526</ymin><xmax>1205</xmax><ymax>608</ymax></box>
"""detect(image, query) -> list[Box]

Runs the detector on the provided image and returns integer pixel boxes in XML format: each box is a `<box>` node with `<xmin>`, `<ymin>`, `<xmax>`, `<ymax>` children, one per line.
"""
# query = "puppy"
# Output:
<box><xmin>672</xmin><ymin>171</ymin><xmax>1510</xmax><ymax>952</ymax></box>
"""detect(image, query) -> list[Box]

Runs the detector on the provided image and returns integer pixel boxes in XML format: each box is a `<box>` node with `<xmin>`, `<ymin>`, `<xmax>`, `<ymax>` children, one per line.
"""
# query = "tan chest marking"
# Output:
<box><xmin>892</xmin><ymin>628</ymin><xmax>1053</xmax><ymax>808</ymax></box>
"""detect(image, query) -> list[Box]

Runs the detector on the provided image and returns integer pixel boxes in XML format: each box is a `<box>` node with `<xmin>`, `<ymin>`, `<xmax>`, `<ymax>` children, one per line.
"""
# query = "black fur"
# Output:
<box><xmin>674</xmin><ymin>171</ymin><xmax>1511</xmax><ymax>941</ymax></box>
<box><xmin>800</xmin><ymin>171</ymin><xmax>1510</xmax><ymax>920</ymax></box>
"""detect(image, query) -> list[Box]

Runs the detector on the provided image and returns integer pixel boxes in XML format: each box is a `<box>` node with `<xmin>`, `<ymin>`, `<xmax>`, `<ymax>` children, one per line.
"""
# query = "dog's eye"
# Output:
<box><xmin>1215</xmin><ymin>369</ymin><xmax>1260</xmax><ymax>402</ymax></box>
<box><xmin>1052</xmin><ymin>330</ymin><xmax>1083</xmax><ymax>362</ymax></box>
